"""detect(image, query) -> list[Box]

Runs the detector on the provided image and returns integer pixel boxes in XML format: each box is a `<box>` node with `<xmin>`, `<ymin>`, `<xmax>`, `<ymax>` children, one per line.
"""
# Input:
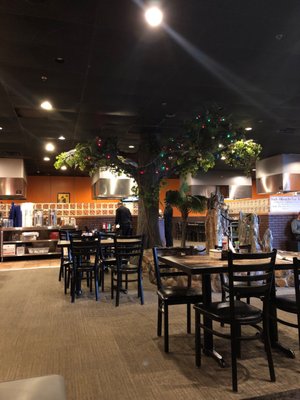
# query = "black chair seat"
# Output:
<box><xmin>152</xmin><ymin>246</ymin><xmax>203</xmax><ymax>353</ymax></box>
<box><xmin>110</xmin><ymin>235</ymin><xmax>144</xmax><ymax>306</ymax></box>
<box><xmin>195</xmin><ymin>300</ymin><xmax>262</xmax><ymax>323</ymax></box>
<box><xmin>195</xmin><ymin>249</ymin><xmax>277</xmax><ymax>392</ymax></box>
<box><xmin>275</xmin><ymin>294</ymin><xmax>297</xmax><ymax>313</ymax></box>
<box><xmin>158</xmin><ymin>286</ymin><xmax>203</xmax><ymax>303</ymax></box>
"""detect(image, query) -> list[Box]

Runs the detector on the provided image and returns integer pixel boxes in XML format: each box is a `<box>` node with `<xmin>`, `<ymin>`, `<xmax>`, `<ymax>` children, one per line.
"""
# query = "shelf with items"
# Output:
<box><xmin>0</xmin><ymin>227</ymin><xmax>60</xmax><ymax>261</ymax></box>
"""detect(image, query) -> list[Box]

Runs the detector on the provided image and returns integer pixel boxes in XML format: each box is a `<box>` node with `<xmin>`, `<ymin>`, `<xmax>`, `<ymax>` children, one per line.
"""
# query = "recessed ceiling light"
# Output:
<box><xmin>0</xmin><ymin>127</ymin><xmax>2</xmax><ymax>130</ymax></box>
<box><xmin>55</xmin><ymin>57</ymin><xmax>65</xmax><ymax>63</ymax></box>
<box><xmin>252</xmin><ymin>168</ymin><xmax>256</xmax><ymax>171</ymax></box>
<box><xmin>245</xmin><ymin>127</ymin><xmax>252</xmax><ymax>131</ymax></box>
<box><xmin>221</xmin><ymin>155</ymin><xmax>226</xmax><ymax>160</ymax></box>
<box><xmin>40</xmin><ymin>101</ymin><xmax>53</xmax><ymax>110</ymax></box>
<box><xmin>61</xmin><ymin>165</ymin><xmax>67</xmax><ymax>170</ymax></box>
<box><xmin>41</xmin><ymin>75</ymin><xmax>48</xmax><ymax>82</ymax></box>
<box><xmin>43</xmin><ymin>156</ymin><xmax>50</xmax><ymax>161</ymax></box>
<box><xmin>128</xmin><ymin>145</ymin><xmax>135</xmax><ymax>149</ymax></box>
<box><xmin>58</xmin><ymin>135</ymin><xmax>65</xmax><ymax>140</ymax></box>
<box><xmin>145</xmin><ymin>6</ymin><xmax>163</xmax><ymax>27</ymax></box>
<box><xmin>45</xmin><ymin>143</ymin><xmax>55</xmax><ymax>152</ymax></box>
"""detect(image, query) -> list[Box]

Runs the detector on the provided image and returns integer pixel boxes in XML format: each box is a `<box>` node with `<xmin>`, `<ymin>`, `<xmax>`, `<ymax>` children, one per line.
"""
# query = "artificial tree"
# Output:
<box><xmin>54</xmin><ymin>108</ymin><xmax>262</xmax><ymax>248</ymax></box>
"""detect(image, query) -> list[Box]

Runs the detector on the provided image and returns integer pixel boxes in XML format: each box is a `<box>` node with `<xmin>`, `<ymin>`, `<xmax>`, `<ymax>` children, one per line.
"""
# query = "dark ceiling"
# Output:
<box><xmin>1</xmin><ymin>0</ymin><xmax>300</xmax><ymax>176</ymax></box>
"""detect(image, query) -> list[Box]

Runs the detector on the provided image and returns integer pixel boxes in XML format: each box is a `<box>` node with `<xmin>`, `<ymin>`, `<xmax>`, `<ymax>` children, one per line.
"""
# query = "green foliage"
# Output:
<box><xmin>165</xmin><ymin>181</ymin><xmax>207</xmax><ymax>219</ymax></box>
<box><xmin>221</xmin><ymin>139</ymin><xmax>262</xmax><ymax>175</ymax></box>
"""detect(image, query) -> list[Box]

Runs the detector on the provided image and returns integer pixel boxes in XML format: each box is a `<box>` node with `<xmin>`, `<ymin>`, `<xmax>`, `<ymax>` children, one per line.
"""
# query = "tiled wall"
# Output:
<box><xmin>0</xmin><ymin>202</ymin><xmax>139</xmax><ymax>218</ymax></box>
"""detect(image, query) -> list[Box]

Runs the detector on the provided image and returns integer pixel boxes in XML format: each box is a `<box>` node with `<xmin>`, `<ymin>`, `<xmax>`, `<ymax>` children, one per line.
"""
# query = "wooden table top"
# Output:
<box><xmin>158</xmin><ymin>250</ymin><xmax>296</xmax><ymax>275</ymax></box>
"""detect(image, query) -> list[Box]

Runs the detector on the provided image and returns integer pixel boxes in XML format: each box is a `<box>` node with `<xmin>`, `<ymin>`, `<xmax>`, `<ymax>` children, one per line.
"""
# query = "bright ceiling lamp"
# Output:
<box><xmin>245</xmin><ymin>127</ymin><xmax>252</xmax><ymax>131</ymax></box>
<box><xmin>40</xmin><ymin>100</ymin><xmax>53</xmax><ymax>110</ymax></box>
<box><xmin>61</xmin><ymin>165</ymin><xmax>67</xmax><ymax>170</ymax></box>
<box><xmin>43</xmin><ymin>156</ymin><xmax>50</xmax><ymax>161</ymax></box>
<box><xmin>45</xmin><ymin>143</ymin><xmax>55</xmax><ymax>152</ymax></box>
<box><xmin>145</xmin><ymin>6</ymin><xmax>163</xmax><ymax>27</ymax></box>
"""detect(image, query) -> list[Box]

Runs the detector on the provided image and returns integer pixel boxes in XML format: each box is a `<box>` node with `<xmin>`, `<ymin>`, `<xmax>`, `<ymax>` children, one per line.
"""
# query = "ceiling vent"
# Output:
<box><xmin>0</xmin><ymin>159</ymin><xmax>27</xmax><ymax>199</ymax></box>
<box><xmin>185</xmin><ymin>171</ymin><xmax>252</xmax><ymax>199</ymax></box>
<box><xmin>256</xmin><ymin>154</ymin><xmax>300</xmax><ymax>194</ymax></box>
<box><xmin>91</xmin><ymin>168</ymin><xmax>135</xmax><ymax>199</ymax></box>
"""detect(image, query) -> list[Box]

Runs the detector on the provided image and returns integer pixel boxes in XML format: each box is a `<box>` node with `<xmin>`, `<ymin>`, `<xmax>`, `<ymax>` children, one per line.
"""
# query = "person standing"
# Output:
<box><xmin>291</xmin><ymin>212</ymin><xmax>300</xmax><ymax>239</ymax></box>
<box><xmin>115</xmin><ymin>202</ymin><xmax>133</xmax><ymax>236</ymax></box>
<box><xmin>164</xmin><ymin>202</ymin><xmax>173</xmax><ymax>247</ymax></box>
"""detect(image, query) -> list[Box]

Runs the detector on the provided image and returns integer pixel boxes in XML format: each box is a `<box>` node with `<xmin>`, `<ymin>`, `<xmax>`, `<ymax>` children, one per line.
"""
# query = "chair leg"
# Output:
<box><xmin>187</xmin><ymin>304</ymin><xmax>191</xmax><ymax>333</ymax></box>
<box><xmin>101</xmin><ymin>264</ymin><xmax>105</xmax><ymax>292</ymax></box>
<box><xmin>94</xmin><ymin>268</ymin><xmax>99</xmax><ymax>301</ymax></box>
<box><xmin>236</xmin><ymin>325</ymin><xmax>241</xmax><ymax>358</ymax></box>
<box><xmin>58</xmin><ymin>263</ymin><xmax>63</xmax><ymax>281</ymax></box>
<box><xmin>263</xmin><ymin>315</ymin><xmax>276</xmax><ymax>382</ymax></box>
<box><xmin>111</xmin><ymin>270</ymin><xmax>114</xmax><ymax>299</ymax></box>
<box><xmin>230</xmin><ymin>323</ymin><xmax>238</xmax><ymax>392</ymax></box>
<box><xmin>138</xmin><ymin>270</ymin><xmax>144</xmax><ymax>305</ymax></box>
<box><xmin>164</xmin><ymin>303</ymin><xmax>169</xmax><ymax>353</ymax></box>
<box><xmin>115</xmin><ymin>270</ymin><xmax>121</xmax><ymax>307</ymax></box>
<box><xmin>70</xmin><ymin>272</ymin><xmax>76</xmax><ymax>303</ymax></box>
<box><xmin>64</xmin><ymin>267</ymin><xmax>69</xmax><ymax>295</ymax></box>
<box><xmin>157</xmin><ymin>299</ymin><xmax>162</xmax><ymax>336</ymax></box>
<box><xmin>195</xmin><ymin>309</ymin><xmax>201</xmax><ymax>367</ymax></box>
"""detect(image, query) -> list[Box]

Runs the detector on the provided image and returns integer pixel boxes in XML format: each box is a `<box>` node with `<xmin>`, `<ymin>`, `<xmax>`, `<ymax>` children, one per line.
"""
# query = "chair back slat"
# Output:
<box><xmin>114</xmin><ymin>235</ymin><xmax>144</xmax><ymax>267</ymax></box>
<box><xmin>152</xmin><ymin>247</ymin><xmax>195</xmax><ymax>290</ymax></box>
<box><xmin>70</xmin><ymin>237</ymin><xmax>100</xmax><ymax>267</ymax></box>
<box><xmin>227</xmin><ymin>249</ymin><xmax>277</xmax><ymax>302</ymax></box>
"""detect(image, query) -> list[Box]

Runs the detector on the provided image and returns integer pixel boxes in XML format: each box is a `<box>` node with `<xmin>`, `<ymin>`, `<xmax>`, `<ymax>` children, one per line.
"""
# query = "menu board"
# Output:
<box><xmin>270</xmin><ymin>196</ymin><xmax>300</xmax><ymax>213</ymax></box>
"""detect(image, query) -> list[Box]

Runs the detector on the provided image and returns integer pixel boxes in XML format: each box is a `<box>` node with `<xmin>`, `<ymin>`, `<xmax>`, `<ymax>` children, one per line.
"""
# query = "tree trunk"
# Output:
<box><xmin>181</xmin><ymin>210</ymin><xmax>189</xmax><ymax>247</ymax></box>
<box><xmin>135</xmin><ymin>172</ymin><xmax>162</xmax><ymax>249</ymax></box>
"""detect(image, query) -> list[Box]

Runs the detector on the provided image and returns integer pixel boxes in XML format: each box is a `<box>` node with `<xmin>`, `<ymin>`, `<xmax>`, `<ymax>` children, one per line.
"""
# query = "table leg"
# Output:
<box><xmin>202</xmin><ymin>273</ymin><xmax>226</xmax><ymax>367</ymax></box>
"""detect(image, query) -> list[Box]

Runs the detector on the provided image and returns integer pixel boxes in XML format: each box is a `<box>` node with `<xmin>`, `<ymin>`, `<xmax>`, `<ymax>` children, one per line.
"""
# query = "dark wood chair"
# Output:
<box><xmin>152</xmin><ymin>246</ymin><xmax>203</xmax><ymax>353</ymax></box>
<box><xmin>110</xmin><ymin>235</ymin><xmax>144</xmax><ymax>307</ymax></box>
<box><xmin>69</xmin><ymin>237</ymin><xmax>100</xmax><ymax>303</ymax></box>
<box><xmin>58</xmin><ymin>229</ymin><xmax>79</xmax><ymax>282</ymax></box>
<box><xmin>97</xmin><ymin>231</ymin><xmax>116</xmax><ymax>292</ymax></box>
<box><xmin>273</xmin><ymin>256</ymin><xmax>300</xmax><ymax>348</ymax></box>
<box><xmin>220</xmin><ymin>243</ymin><xmax>252</xmax><ymax>303</ymax></box>
<box><xmin>194</xmin><ymin>249</ymin><xmax>277</xmax><ymax>392</ymax></box>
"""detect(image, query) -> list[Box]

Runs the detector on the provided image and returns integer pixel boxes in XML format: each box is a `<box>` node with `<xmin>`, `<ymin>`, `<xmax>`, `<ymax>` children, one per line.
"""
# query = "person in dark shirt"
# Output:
<box><xmin>164</xmin><ymin>202</ymin><xmax>173</xmax><ymax>247</ymax></box>
<box><xmin>291</xmin><ymin>212</ymin><xmax>300</xmax><ymax>240</ymax></box>
<box><xmin>115</xmin><ymin>202</ymin><xmax>133</xmax><ymax>236</ymax></box>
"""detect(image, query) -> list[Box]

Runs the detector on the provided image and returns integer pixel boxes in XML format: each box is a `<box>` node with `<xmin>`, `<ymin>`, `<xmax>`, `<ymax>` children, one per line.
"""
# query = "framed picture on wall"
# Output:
<box><xmin>57</xmin><ymin>193</ymin><xmax>70</xmax><ymax>203</ymax></box>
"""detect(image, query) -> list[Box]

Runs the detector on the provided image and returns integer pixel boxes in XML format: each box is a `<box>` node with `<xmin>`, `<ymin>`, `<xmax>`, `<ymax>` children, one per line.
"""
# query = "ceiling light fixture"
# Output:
<box><xmin>55</xmin><ymin>57</ymin><xmax>65</xmax><ymax>63</ymax></box>
<box><xmin>43</xmin><ymin>156</ymin><xmax>50</xmax><ymax>161</ymax></box>
<box><xmin>61</xmin><ymin>165</ymin><xmax>67</xmax><ymax>171</ymax></box>
<box><xmin>0</xmin><ymin>127</ymin><xmax>2</xmax><ymax>130</ymax></box>
<box><xmin>40</xmin><ymin>100</ymin><xmax>53</xmax><ymax>110</ymax></box>
<box><xmin>145</xmin><ymin>6</ymin><xmax>163</xmax><ymax>27</ymax></box>
<box><xmin>58</xmin><ymin>135</ymin><xmax>65</xmax><ymax>140</ymax></box>
<box><xmin>128</xmin><ymin>145</ymin><xmax>135</xmax><ymax>149</ymax></box>
<box><xmin>45</xmin><ymin>143</ymin><xmax>55</xmax><ymax>152</ymax></box>
<box><xmin>245</xmin><ymin>127</ymin><xmax>252</xmax><ymax>131</ymax></box>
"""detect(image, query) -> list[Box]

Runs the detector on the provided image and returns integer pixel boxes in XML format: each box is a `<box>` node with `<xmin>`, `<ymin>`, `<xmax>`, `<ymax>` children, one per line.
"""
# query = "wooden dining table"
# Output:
<box><xmin>158</xmin><ymin>250</ymin><xmax>297</xmax><ymax>366</ymax></box>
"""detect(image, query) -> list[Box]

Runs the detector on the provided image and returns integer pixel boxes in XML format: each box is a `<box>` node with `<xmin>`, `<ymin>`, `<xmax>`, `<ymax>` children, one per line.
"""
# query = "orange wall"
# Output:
<box><xmin>159</xmin><ymin>179</ymin><xmax>181</xmax><ymax>217</ymax></box>
<box><xmin>26</xmin><ymin>176</ymin><xmax>94</xmax><ymax>203</ymax></box>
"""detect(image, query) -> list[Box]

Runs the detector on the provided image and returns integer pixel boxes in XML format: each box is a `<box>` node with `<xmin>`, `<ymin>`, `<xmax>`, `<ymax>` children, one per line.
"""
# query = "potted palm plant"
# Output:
<box><xmin>165</xmin><ymin>180</ymin><xmax>207</xmax><ymax>247</ymax></box>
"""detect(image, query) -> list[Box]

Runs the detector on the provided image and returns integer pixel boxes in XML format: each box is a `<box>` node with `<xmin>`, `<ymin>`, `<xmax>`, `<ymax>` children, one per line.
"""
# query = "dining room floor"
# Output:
<box><xmin>0</xmin><ymin>254</ymin><xmax>299</xmax><ymax>400</ymax></box>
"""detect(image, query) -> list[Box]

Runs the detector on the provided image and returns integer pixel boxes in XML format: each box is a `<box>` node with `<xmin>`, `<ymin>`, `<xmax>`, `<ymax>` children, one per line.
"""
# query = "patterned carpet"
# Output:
<box><xmin>0</xmin><ymin>267</ymin><xmax>299</xmax><ymax>400</ymax></box>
